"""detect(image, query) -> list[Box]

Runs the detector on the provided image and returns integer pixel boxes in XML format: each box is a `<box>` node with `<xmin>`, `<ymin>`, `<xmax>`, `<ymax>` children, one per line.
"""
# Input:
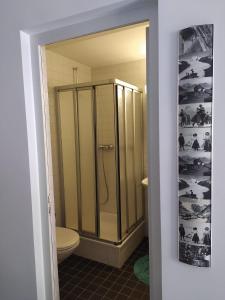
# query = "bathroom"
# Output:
<box><xmin>44</xmin><ymin>21</ymin><xmax>149</xmax><ymax>299</ymax></box>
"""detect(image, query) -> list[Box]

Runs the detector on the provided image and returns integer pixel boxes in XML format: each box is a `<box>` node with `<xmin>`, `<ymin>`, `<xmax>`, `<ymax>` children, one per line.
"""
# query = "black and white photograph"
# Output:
<box><xmin>179</xmin><ymin>152</ymin><xmax>211</xmax><ymax>177</ymax></box>
<box><xmin>179</xmin><ymin>52</ymin><xmax>213</xmax><ymax>81</ymax></box>
<box><xmin>179</xmin><ymin>242</ymin><xmax>211</xmax><ymax>267</ymax></box>
<box><xmin>179</xmin><ymin>77</ymin><xmax>212</xmax><ymax>104</ymax></box>
<box><xmin>179</xmin><ymin>175</ymin><xmax>211</xmax><ymax>200</ymax></box>
<box><xmin>178</xmin><ymin>127</ymin><xmax>212</xmax><ymax>153</ymax></box>
<box><xmin>179</xmin><ymin>198</ymin><xmax>211</xmax><ymax>243</ymax></box>
<box><xmin>179</xmin><ymin>103</ymin><xmax>212</xmax><ymax>128</ymax></box>
<box><xmin>179</xmin><ymin>24</ymin><xmax>213</xmax><ymax>58</ymax></box>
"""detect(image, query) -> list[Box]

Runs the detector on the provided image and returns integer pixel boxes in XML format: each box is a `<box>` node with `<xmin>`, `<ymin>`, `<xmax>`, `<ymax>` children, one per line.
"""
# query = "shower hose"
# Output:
<box><xmin>101</xmin><ymin>149</ymin><xmax>109</xmax><ymax>205</ymax></box>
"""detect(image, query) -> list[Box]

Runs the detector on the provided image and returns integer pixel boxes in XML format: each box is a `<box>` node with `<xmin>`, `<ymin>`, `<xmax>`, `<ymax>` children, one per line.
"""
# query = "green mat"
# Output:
<box><xmin>133</xmin><ymin>255</ymin><xmax>149</xmax><ymax>285</ymax></box>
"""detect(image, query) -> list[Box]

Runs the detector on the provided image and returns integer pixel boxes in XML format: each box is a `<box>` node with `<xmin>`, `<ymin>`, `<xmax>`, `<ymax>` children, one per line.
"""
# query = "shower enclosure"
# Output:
<box><xmin>55</xmin><ymin>79</ymin><xmax>144</xmax><ymax>244</ymax></box>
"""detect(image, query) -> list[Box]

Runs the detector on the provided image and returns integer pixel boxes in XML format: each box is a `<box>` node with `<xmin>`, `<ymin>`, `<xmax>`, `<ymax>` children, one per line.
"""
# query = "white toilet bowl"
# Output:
<box><xmin>56</xmin><ymin>227</ymin><xmax>80</xmax><ymax>263</ymax></box>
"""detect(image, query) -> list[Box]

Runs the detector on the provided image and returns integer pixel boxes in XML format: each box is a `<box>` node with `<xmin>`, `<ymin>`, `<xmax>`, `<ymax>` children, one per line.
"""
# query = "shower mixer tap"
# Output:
<box><xmin>98</xmin><ymin>144</ymin><xmax>114</xmax><ymax>151</ymax></box>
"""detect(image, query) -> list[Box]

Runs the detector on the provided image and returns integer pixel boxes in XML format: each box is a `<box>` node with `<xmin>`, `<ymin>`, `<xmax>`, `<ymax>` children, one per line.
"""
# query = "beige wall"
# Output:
<box><xmin>45</xmin><ymin>49</ymin><xmax>91</xmax><ymax>226</ymax></box>
<box><xmin>92</xmin><ymin>59</ymin><xmax>146</xmax><ymax>88</ymax></box>
<box><xmin>92</xmin><ymin>59</ymin><xmax>148</xmax><ymax>176</ymax></box>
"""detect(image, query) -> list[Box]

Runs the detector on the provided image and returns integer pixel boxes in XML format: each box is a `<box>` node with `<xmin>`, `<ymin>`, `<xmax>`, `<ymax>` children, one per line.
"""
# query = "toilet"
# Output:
<box><xmin>56</xmin><ymin>227</ymin><xmax>80</xmax><ymax>263</ymax></box>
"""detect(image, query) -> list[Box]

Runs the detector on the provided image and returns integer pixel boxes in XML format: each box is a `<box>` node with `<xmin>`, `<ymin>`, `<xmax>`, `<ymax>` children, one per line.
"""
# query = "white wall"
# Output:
<box><xmin>0</xmin><ymin>1</ymin><xmax>142</xmax><ymax>300</ymax></box>
<box><xmin>158</xmin><ymin>0</ymin><xmax>225</xmax><ymax>299</ymax></box>
<box><xmin>45</xmin><ymin>49</ymin><xmax>91</xmax><ymax>226</ymax></box>
<box><xmin>5</xmin><ymin>0</ymin><xmax>225</xmax><ymax>300</ymax></box>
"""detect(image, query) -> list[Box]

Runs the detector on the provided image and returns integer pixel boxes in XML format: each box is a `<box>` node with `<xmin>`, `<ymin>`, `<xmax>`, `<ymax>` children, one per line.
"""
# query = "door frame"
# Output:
<box><xmin>20</xmin><ymin>1</ymin><xmax>161</xmax><ymax>299</ymax></box>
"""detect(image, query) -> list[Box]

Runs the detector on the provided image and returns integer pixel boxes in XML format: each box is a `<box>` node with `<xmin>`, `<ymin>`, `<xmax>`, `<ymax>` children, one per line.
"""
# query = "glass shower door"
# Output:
<box><xmin>57</xmin><ymin>88</ymin><xmax>97</xmax><ymax>236</ymax></box>
<box><xmin>133</xmin><ymin>91</ymin><xmax>144</xmax><ymax>221</ymax></box>
<box><xmin>117</xmin><ymin>85</ymin><xmax>128</xmax><ymax>238</ymax></box>
<box><xmin>95</xmin><ymin>84</ymin><xmax>119</xmax><ymax>242</ymax></box>
<box><xmin>117</xmin><ymin>86</ymin><xmax>144</xmax><ymax>237</ymax></box>
<box><xmin>57</xmin><ymin>90</ymin><xmax>78</xmax><ymax>230</ymax></box>
<box><xmin>124</xmin><ymin>87</ymin><xmax>136</xmax><ymax>229</ymax></box>
<box><xmin>76</xmin><ymin>88</ymin><xmax>97</xmax><ymax>235</ymax></box>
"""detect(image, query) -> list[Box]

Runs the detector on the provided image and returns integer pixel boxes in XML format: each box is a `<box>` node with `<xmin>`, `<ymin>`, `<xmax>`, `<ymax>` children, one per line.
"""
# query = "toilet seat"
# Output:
<box><xmin>56</xmin><ymin>227</ymin><xmax>80</xmax><ymax>251</ymax></box>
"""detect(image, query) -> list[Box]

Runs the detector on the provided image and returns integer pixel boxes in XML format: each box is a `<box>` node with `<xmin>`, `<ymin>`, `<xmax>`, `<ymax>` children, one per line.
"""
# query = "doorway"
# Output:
<box><xmin>20</xmin><ymin>2</ymin><xmax>161</xmax><ymax>299</ymax></box>
<box><xmin>42</xmin><ymin>22</ymin><xmax>150</xmax><ymax>299</ymax></box>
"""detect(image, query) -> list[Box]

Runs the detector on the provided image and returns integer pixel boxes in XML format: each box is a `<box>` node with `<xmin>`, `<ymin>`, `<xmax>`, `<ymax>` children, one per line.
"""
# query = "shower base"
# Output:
<box><xmin>99</xmin><ymin>212</ymin><xmax>118</xmax><ymax>242</ymax></box>
<box><xmin>74</xmin><ymin>220</ymin><xmax>146</xmax><ymax>268</ymax></box>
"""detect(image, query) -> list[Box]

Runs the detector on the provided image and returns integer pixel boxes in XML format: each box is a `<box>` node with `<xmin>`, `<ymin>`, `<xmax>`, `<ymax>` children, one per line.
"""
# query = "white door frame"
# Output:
<box><xmin>20</xmin><ymin>1</ymin><xmax>162</xmax><ymax>299</ymax></box>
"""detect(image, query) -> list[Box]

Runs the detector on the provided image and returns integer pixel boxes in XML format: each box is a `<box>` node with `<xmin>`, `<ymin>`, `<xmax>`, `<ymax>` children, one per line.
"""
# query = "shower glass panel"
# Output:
<box><xmin>58</xmin><ymin>90</ymin><xmax>78</xmax><ymax>230</ymax></box>
<box><xmin>125</xmin><ymin>88</ymin><xmax>136</xmax><ymax>229</ymax></box>
<box><xmin>133</xmin><ymin>91</ymin><xmax>144</xmax><ymax>220</ymax></box>
<box><xmin>117</xmin><ymin>85</ymin><xmax>128</xmax><ymax>238</ymax></box>
<box><xmin>77</xmin><ymin>88</ymin><xmax>97</xmax><ymax>235</ymax></box>
<box><xmin>95</xmin><ymin>84</ymin><xmax>118</xmax><ymax>242</ymax></box>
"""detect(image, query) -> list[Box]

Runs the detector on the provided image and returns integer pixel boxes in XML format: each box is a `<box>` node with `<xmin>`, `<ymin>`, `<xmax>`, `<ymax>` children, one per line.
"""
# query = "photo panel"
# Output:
<box><xmin>179</xmin><ymin>175</ymin><xmax>211</xmax><ymax>200</ymax></box>
<box><xmin>179</xmin><ymin>241</ymin><xmax>211</xmax><ymax>267</ymax></box>
<box><xmin>179</xmin><ymin>198</ymin><xmax>211</xmax><ymax>244</ymax></box>
<box><xmin>179</xmin><ymin>77</ymin><xmax>212</xmax><ymax>105</ymax></box>
<box><xmin>179</xmin><ymin>52</ymin><xmax>213</xmax><ymax>81</ymax></box>
<box><xmin>178</xmin><ymin>103</ymin><xmax>212</xmax><ymax>128</ymax></box>
<box><xmin>179</xmin><ymin>24</ymin><xmax>213</xmax><ymax>58</ymax></box>
<box><xmin>179</xmin><ymin>127</ymin><xmax>212</xmax><ymax>154</ymax></box>
<box><xmin>179</xmin><ymin>153</ymin><xmax>211</xmax><ymax>178</ymax></box>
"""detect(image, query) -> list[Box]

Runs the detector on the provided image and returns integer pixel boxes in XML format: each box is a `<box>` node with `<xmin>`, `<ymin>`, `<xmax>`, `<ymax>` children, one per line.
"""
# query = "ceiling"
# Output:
<box><xmin>46</xmin><ymin>22</ymin><xmax>148</xmax><ymax>68</ymax></box>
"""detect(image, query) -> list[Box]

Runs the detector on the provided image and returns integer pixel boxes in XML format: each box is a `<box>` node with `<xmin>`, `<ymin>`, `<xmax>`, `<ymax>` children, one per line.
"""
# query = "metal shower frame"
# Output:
<box><xmin>55</xmin><ymin>79</ymin><xmax>145</xmax><ymax>245</ymax></box>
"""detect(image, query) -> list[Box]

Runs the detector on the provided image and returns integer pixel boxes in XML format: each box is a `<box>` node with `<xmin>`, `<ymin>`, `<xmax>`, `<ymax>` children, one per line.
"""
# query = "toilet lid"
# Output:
<box><xmin>56</xmin><ymin>227</ymin><xmax>80</xmax><ymax>250</ymax></box>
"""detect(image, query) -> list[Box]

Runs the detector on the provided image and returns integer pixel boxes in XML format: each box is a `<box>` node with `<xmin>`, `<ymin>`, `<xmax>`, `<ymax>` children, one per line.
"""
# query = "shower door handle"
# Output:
<box><xmin>98</xmin><ymin>144</ymin><xmax>114</xmax><ymax>151</ymax></box>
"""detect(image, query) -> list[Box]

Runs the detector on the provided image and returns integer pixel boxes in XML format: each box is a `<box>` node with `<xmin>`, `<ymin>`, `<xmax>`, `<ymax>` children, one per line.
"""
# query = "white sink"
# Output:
<box><xmin>141</xmin><ymin>177</ymin><xmax>148</xmax><ymax>187</ymax></box>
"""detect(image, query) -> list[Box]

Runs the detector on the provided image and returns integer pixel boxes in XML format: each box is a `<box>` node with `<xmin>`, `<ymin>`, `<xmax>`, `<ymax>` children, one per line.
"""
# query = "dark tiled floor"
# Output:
<box><xmin>58</xmin><ymin>238</ymin><xmax>150</xmax><ymax>300</ymax></box>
